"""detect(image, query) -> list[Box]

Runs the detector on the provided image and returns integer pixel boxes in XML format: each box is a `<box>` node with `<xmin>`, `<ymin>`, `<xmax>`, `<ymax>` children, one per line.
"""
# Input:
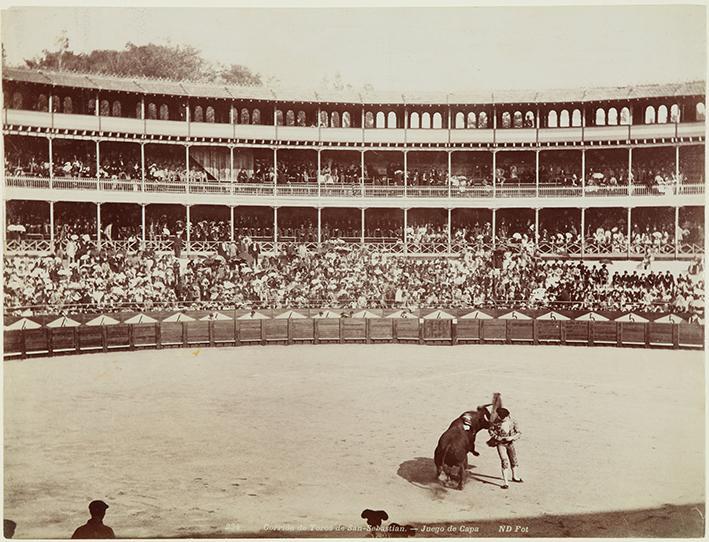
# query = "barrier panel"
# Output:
<box><xmin>507</xmin><ymin>321</ymin><xmax>534</xmax><ymax>342</ymax></box>
<box><xmin>24</xmin><ymin>329</ymin><xmax>49</xmax><ymax>354</ymax></box>
<box><xmin>291</xmin><ymin>320</ymin><xmax>314</xmax><ymax>341</ymax></box>
<box><xmin>51</xmin><ymin>328</ymin><xmax>77</xmax><ymax>352</ymax></box>
<box><xmin>679</xmin><ymin>324</ymin><xmax>704</xmax><ymax>347</ymax></box>
<box><xmin>537</xmin><ymin>321</ymin><xmax>562</xmax><ymax>342</ymax></box>
<box><xmin>213</xmin><ymin>321</ymin><xmax>236</xmax><ymax>344</ymax></box>
<box><xmin>106</xmin><ymin>325</ymin><xmax>130</xmax><ymax>349</ymax></box>
<box><xmin>160</xmin><ymin>322</ymin><xmax>184</xmax><ymax>346</ymax></box>
<box><xmin>238</xmin><ymin>321</ymin><xmax>263</xmax><ymax>343</ymax></box>
<box><xmin>423</xmin><ymin>320</ymin><xmax>452</xmax><ymax>342</ymax></box>
<box><xmin>342</xmin><ymin>319</ymin><xmax>366</xmax><ymax>341</ymax></box>
<box><xmin>133</xmin><ymin>324</ymin><xmax>158</xmax><ymax>347</ymax></box>
<box><xmin>456</xmin><ymin>320</ymin><xmax>481</xmax><ymax>341</ymax></box>
<box><xmin>186</xmin><ymin>321</ymin><xmax>211</xmax><ymax>345</ymax></box>
<box><xmin>4</xmin><ymin>330</ymin><xmax>24</xmax><ymax>357</ymax></box>
<box><xmin>395</xmin><ymin>319</ymin><xmax>421</xmax><ymax>341</ymax></box>
<box><xmin>78</xmin><ymin>327</ymin><xmax>104</xmax><ymax>351</ymax></box>
<box><xmin>564</xmin><ymin>321</ymin><xmax>589</xmax><ymax>343</ymax></box>
<box><xmin>316</xmin><ymin>319</ymin><xmax>340</xmax><ymax>341</ymax></box>
<box><xmin>369</xmin><ymin>319</ymin><xmax>393</xmax><ymax>340</ymax></box>
<box><xmin>648</xmin><ymin>323</ymin><xmax>674</xmax><ymax>346</ymax></box>
<box><xmin>481</xmin><ymin>320</ymin><xmax>506</xmax><ymax>341</ymax></box>
<box><xmin>592</xmin><ymin>322</ymin><xmax>617</xmax><ymax>344</ymax></box>
<box><xmin>263</xmin><ymin>320</ymin><xmax>288</xmax><ymax>342</ymax></box>
<box><xmin>620</xmin><ymin>323</ymin><xmax>646</xmax><ymax>346</ymax></box>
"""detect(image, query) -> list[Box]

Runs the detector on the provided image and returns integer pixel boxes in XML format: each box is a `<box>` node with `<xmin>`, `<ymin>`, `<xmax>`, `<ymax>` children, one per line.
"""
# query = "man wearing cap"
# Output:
<box><xmin>71</xmin><ymin>500</ymin><xmax>115</xmax><ymax>539</ymax></box>
<box><xmin>488</xmin><ymin>408</ymin><xmax>523</xmax><ymax>490</ymax></box>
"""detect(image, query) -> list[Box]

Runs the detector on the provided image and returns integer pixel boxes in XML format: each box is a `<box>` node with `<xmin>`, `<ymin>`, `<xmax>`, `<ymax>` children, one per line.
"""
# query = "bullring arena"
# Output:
<box><xmin>3</xmin><ymin>342</ymin><xmax>705</xmax><ymax>538</ymax></box>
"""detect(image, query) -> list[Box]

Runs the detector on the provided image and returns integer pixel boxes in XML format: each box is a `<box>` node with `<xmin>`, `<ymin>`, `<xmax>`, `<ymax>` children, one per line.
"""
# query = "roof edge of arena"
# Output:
<box><xmin>2</xmin><ymin>66</ymin><xmax>706</xmax><ymax>105</ymax></box>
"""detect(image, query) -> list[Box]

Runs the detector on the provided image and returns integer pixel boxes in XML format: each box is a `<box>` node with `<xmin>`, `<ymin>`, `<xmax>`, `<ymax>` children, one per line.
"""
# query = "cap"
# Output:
<box><xmin>89</xmin><ymin>500</ymin><xmax>109</xmax><ymax>515</ymax></box>
<box><xmin>496</xmin><ymin>407</ymin><xmax>510</xmax><ymax>419</ymax></box>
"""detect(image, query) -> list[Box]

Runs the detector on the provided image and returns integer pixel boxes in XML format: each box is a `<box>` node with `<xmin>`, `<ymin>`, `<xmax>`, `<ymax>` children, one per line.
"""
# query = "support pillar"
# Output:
<box><xmin>49</xmin><ymin>201</ymin><xmax>55</xmax><ymax>250</ymax></box>
<box><xmin>230</xmin><ymin>146</ymin><xmax>235</xmax><ymax>181</ymax></box>
<box><xmin>317</xmin><ymin>149</ymin><xmax>322</xmax><ymax>198</ymax></box>
<box><xmin>360</xmin><ymin>150</ymin><xmax>366</xmax><ymax>195</ymax></box>
<box><xmin>447</xmin><ymin>151</ymin><xmax>452</xmax><ymax>198</ymax></box>
<box><xmin>580</xmin><ymin>208</ymin><xmax>586</xmax><ymax>257</ymax></box>
<box><xmin>534</xmin><ymin>208</ymin><xmax>539</xmax><ymax>244</ymax></box>
<box><xmin>626</xmin><ymin>207</ymin><xmax>632</xmax><ymax>257</ymax></box>
<box><xmin>361</xmin><ymin>208</ymin><xmax>365</xmax><ymax>245</ymax></box>
<box><xmin>447</xmin><ymin>208</ymin><xmax>452</xmax><ymax>253</ymax></box>
<box><xmin>48</xmin><ymin>137</ymin><xmax>54</xmax><ymax>189</ymax></box>
<box><xmin>185</xmin><ymin>145</ymin><xmax>190</xmax><ymax>192</ymax></box>
<box><xmin>535</xmin><ymin>149</ymin><xmax>540</xmax><ymax>197</ymax></box>
<box><xmin>492</xmin><ymin>151</ymin><xmax>497</xmax><ymax>197</ymax></box>
<box><xmin>95</xmin><ymin>93</ymin><xmax>100</xmax><ymax>116</ymax></box>
<box><xmin>140</xmin><ymin>97</ymin><xmax>145</xmax><ymax>120</ymax></box>
<box><xmin>581</xmin><ymin>149</ymin><xmax>586</xmax><ymax>195</ymax></box>
<box><xmin>95</xmin><ymin>140</ymin><xmax>101</xmax><ymax>190</ymax></box>
<box><xmin>273</xmin><ymin>148</ymin><xmax>278</xmax><ymax>196</ymax></box>
<box><xmin>675</xmin><ymin>146</ymin><xmax>680</xmax><ymax>183</ymax></box>
<box><xmin>675</xmin><ymin>206</ymin><xmax>680</xmax><ymax>258</ymax></box>
<box><xmin>627</xmin><ymin>147</ymin><xmax>633</xmax><ymax>192</ymax></box>
<box><xmin>274</xmin><ymin>207</ymin><xmax>278</xmax><ymax>246</ymax></box>
<box><xmin>403</xmin><ymin>208</ymin><xmax>408</xmax><ymax>254</ymax></box>
<box><xmin>403</xmin><ymin>150</ymin><xmax>408</xmax><ymax>197</ymax></box>
<box><xmin>140</xmin><ymin>142</ymin><xmax>145</xmax><ymax>191</ymax></box>
<box><xmin>186</xmin><ymin>205</ymin><xmax>191</xmax><ymax>251</ymax></box>
<box><xmin>230</xmin><ymin>206</ymin><xmax>235</xmax><ymax>242</ymax></box>
<box><xmin>317</xmin><ymin>207</ymin><xmax>322</xmax><ymax>244</ymax></box>
<box><xmin>492</xmin><ymin>208</ymin><xmax>497</xmax><ymax>249</ymax></box>
<box><xmin>141</xmin><ymin>204</ymin><xmax>146</xmax><ymax>243</ymax></box>
<box><xmin>96</xmin><ymin>203</ymin><xmax>102</xmax><ymax>249</ymax></box>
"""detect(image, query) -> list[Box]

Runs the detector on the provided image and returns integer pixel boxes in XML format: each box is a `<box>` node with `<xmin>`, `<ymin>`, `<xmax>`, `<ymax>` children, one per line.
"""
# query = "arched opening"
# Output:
<box><xmin>595</xmin><ymin>108</ymin><xmax>605</xmax><ymax>126</ymax></box>
<box><xmin>432</xmin><ymin>112</ymin><xmax>443</xmax><ymax>129</ymax></box>
<box><xmin>375</xmin><ymin>111</ymin><xmax>386</xmax><ymax>128</ymax></box>
<box><xmin>147</xmin><ymin>103</ymin><xmax>157</xmax><ymax>119</ymax></box>
<box><xmin>547</xmin><ymin>110</ymin><xmax>558</xmax><ymax>128</ymax></box>
<box><xmin>501</xmin><ymin>112</ymin><xmax>511</xmax><ymax>129</ymax></box>
<box><xmin>670</xmin><ymin>104</ymin><xmax>680</xmax><ymax>123</ymax></box>
<box><xmin>524</xmin><ymin>111</ymin><xmax>535</xmax><ymax>128</ymax></box>
<box><xmin>100</xmin><ymin>99</ymin><xmax>110</xmax><ymax>116</ymax></box>
<box><xmin>194</xmin><ymin>105</ymin><xmax>204</xmax><ymax>123</ymax></box>
<box><xmin>410</xmin><ymin>112</ymin><xmax>420</xmax><ymax>129</ymax></box>
<box><xmin>644</xmin><ymin>105</ymin><xmax>656</xmax><ymax>124</ymax></box>
<box><xmin>607</xmin><ymin>107</ymin><xmax>618</xmax><ymax>126</ymax></box>
<box><xmin>455</xmin><ymin>112</ymin><xmax>465</xmax><ymax>129</ymax></box>
<box><xmin>513</xmin><ymin>111</ymin><xmax>523</xmax><ymax>128</ymax></box>
<box><xmin>241</xmin><ymin>108</ymin><xmax>250</xmax><ymax>124</ymax></box>
<box><xmin>387</xmin><ymin>111</ymin><xmax>397</xmax><ymax>128</ymax></box>
<box><xmin>252</xmin><ymin>109</ymin><xmax>261</xmax><ymax>124</ymax></box>
<box><xmin>571</xmin><ymin>109</ymin><xmax>582</xmax><ymax>127</ymax></box>
<box><xmin>478</xmin><ymin>112</ymin><xmax>488</xmax><ymax>128</ymax></box>
<box><xmin>53</xmin><ymin>95</ymin><xmax>60</xmax><ymax>113</ymax></box>
<box><xmin>559</xmin><ymin>110</ymin><xmax>570</xmax><ymax>128</ymax></box>
<box><xmin>297</xmin><ymin>111</ymin><xmax>306</xmax><ymax>126</ymax></box>
<box><xmin>342</xmin><ymin>111</ymin><xmax>351</xmax><ymax>128</ymax></box>
<box><xmin>275</xmin><ymin>109</ymin><xmax>284</xmax><ymax>126</ymax></box>
<box><xmin>37</xmin><ymin>94</ymin><xmax>48</xmax><ymax>112</ymax></box>
<box><xmin>63</xmin><ymin>97</ymin><xmax>73</xmax><ymax>114</ymax></box>
<box><xmin>657</xmin><ymin>105</ymin><xmax>668</xmax><ymax>124</ymax></box>
<box><xmin>365</xmin><ymin>111</ymin><xmax>375</xmax><ymax>128</ymax></box>
<box><xmin>320</xmin><ymin>111</ymin><xmax>329</xmax><ymax>127</ymax></box>
<box><xmin>696</xmin><ymin>102</ymin><xmax>705</xmax><ymax>121</ymax></box>
<box><xmin>12</xmin><ymin>92</ymin><xmax>23</xmax><ymax>109</ymax></box>
<box><xmin>421</xmin><ymin>112</ymin><xmax>431</xmax><ymax>129</ymax></box>
<box><xmin>467</xmin><ymin>112</ymin><xmax>476</xmax><ymax>129</ymax></box>
<box><xmin>620</xmin><ymin>107</ymin><xmax>631</xmax><ymax>125</ymax></box>
<box><xmin>112</xmin><ymin>100</ymin><xmax>122</xmax><ymax>117</ymax></box>
<box><xmin>286</xmin><ymin>110</ymin><xmax>295</xmax><ymax>126</ymax></box>
<box><xmin>331</xmin><ymin>111</ymin><xmax>341</xmax><ymax>128</ymax></box>
<box><xmin>159</xmin><ymin>104</ymin><xmax>169</xmax><ymax>120</ymax></box>
<box><xmin>206</xmin><ymin>106</ymin><xmax>215</xmax><ymax>123</ymax></box>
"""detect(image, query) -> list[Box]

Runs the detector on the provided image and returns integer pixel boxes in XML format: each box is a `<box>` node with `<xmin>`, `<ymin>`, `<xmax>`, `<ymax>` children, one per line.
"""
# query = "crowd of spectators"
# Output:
<box><xmin>4</xmin><ymin>240</ymin><xmax>703</xmax><ymax>316</ymax></box>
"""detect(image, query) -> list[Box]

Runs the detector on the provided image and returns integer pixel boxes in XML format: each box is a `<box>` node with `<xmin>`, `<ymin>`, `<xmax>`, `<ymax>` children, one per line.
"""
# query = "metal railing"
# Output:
<box><xmin>4</xmin><ymin>175</ymin><xmax>706</xmax><ymax>200</ymax></box>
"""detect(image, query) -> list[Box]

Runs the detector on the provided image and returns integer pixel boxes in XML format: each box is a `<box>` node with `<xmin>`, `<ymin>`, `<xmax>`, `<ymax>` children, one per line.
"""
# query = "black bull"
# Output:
<box><xmin>433</xmin><ymin>405</ymin><xmax>492</xmax><ymax>490</ymax></box>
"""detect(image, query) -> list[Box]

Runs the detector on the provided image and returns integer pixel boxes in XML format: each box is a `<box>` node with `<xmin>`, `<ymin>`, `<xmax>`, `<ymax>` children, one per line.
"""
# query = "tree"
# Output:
<box><xmin>22</xmin><ymin>38</ymin><xmax>263</xmax><ymax>86</ymax></box>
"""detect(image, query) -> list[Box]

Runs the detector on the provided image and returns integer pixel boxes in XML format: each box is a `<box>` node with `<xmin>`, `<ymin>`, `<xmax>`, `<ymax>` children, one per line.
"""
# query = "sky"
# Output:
<box><xmin>1</xmin><ymin>4</ymin><xmax>706</xmax><ymax>92</ymax></box>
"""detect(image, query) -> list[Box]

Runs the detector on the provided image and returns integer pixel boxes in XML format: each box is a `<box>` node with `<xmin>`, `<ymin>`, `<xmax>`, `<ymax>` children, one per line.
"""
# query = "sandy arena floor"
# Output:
<box><xmin>3</xmin><ymin>344</ymin><xmax>705</xmax><ymax>538</ymax></box>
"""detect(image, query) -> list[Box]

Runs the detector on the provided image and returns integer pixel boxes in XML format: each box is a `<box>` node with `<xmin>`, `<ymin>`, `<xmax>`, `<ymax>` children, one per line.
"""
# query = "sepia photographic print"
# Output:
<box><xmin>1</xmin><ymin>2</ymin><xmax>706</xmax><ymax>539</ymax></box>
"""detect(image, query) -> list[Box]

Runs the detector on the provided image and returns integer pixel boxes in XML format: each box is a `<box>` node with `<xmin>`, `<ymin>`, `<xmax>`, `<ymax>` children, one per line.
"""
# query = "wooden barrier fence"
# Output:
<box><xmin>3</xmin><ymin>318</ymin><xmax>703</xmax><ymax>359</ymax></box>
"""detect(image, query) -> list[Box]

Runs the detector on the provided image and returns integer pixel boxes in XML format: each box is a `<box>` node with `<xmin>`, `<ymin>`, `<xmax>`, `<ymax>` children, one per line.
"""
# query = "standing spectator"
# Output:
<box><xmin>71</xmin><ymin>500</ymin><xmax>115</xmax><ymax>539</ymax></box>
